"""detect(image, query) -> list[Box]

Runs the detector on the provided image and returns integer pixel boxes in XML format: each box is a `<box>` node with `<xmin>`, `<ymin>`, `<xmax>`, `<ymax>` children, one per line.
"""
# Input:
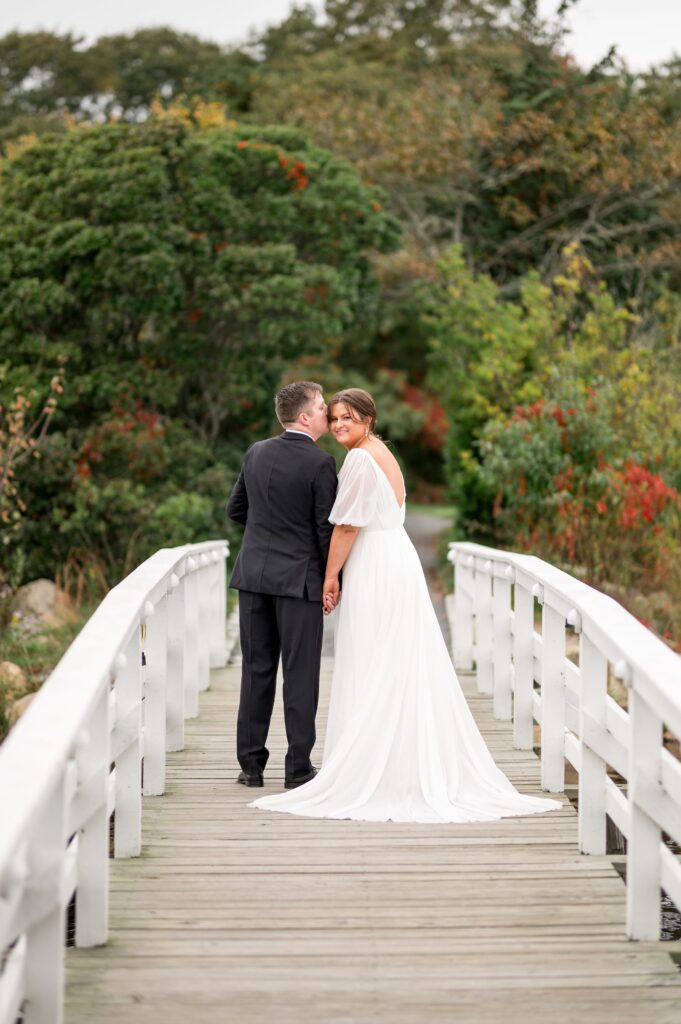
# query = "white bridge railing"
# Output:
<box><xmin>0</xmin><ymin>539</ymin><xmax>229</xmax><ymax>1024</ymax></box>
<box><xmin>448</xmin><ymin>541</ymin><xmax>681</xmax><ymax>942</ymax></box>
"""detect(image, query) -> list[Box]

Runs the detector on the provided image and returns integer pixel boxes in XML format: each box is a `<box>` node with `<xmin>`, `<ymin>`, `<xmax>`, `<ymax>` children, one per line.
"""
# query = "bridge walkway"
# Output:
<box><xmin>64</xmin><ymin>641</ymin><xmax>681</xmax><ymax>1023</ymax></box>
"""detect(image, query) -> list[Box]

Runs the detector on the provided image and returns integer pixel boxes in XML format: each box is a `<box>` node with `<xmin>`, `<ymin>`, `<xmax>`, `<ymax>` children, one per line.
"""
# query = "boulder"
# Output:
<box><xmin>14</xmin><ymin>579</ymin><xmax>75</xmax><ymax>627</ymax></box>
<box><xmin>0</xmin><ymin>661</ymin><xmax>27</xmax><ymax>699</ymax></box>
<box><xmin>8</xmin><ymin>691</ymin><xmax>36</xmax><ymax>727</ymax></box>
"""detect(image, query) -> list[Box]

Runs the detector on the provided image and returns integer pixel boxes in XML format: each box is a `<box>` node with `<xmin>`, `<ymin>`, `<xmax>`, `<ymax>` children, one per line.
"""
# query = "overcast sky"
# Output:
<box><xmin>0</xmin><ymin>0</ymin><xmax>678</xmax><ymax>73</ymax></box>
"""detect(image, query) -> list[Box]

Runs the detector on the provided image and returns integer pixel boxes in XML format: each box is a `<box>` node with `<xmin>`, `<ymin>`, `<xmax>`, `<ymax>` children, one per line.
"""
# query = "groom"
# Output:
<box><xmin>226</xmin><ymin>381</ymin><xmax>337</xmax><ymax>788</ymax></box>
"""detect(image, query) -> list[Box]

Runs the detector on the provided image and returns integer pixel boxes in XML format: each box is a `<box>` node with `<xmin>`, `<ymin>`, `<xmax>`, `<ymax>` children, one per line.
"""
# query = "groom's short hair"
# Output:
<box><xmin>275</xmin><ymin>381</ymin><xmax>323</xmax><ymax>427</ymax></box>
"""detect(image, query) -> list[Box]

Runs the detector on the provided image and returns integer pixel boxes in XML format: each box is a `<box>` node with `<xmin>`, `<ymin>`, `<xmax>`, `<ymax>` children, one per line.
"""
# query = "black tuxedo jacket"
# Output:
<box><xmin>226</xmin><ymin>432</ymin><xmax>338</xmax><ymax>602</ymax></box>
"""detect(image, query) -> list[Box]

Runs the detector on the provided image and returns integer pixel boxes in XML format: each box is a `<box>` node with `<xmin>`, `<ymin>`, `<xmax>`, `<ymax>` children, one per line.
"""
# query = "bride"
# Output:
<box><xmin>251</xmin><ymin>388</ymin><xmax>561</xmax><ymax>822</ymax></box>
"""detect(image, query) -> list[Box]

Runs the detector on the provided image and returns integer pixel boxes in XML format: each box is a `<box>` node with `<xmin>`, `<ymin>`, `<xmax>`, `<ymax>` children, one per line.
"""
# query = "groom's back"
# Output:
<box><xmin>227</xmin><ymin>434</ymin><xmax>337</xmax><ymax>602</ymax></box>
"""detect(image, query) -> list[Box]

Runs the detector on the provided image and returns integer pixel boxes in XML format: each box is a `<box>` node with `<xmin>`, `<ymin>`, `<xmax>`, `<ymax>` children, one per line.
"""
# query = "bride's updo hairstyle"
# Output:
<box><xmin>328</xmin><ymin>388</ymin><xmax>378</xmax><ymax>434</ymax></box>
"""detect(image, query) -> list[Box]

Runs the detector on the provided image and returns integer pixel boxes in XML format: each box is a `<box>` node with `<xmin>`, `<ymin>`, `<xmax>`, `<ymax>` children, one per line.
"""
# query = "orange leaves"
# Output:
<box><xmin>401</xmin><ymin>383</ymin><xmax>447</xmax><ymax>452</ymax></box>
<box><xmin>278</xmin><ymin>154</ymin><xmax>309</xmax><ymax>191</ymax></box>
<box><xmin>303</xmin><ymin>282</ymin><xmax>329</xmax><ymax>304</ymax></box>
<box><xmin>512</xmin><ymin>399</ymin><xmax>545</xmax><ymax>421</ymax></box>
<box><xmin>236</xmin><ymin>141</ymin><xmax>310</xmax><ymax>191</ymax></box>
<box><xmin>611</xmin><ymin>460</ymin><xmax>681</xmax><ymax>530</ymax></box>
<box><xmin>76</xmin><ymin>403</ymin><xmax>166</xmax><ymax>484</ymax></box>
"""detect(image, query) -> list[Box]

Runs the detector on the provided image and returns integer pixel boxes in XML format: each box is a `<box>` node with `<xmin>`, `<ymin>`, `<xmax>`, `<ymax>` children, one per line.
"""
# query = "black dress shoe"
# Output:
<box><xmin>237</xmin><ymin>770</ymin><xmax>264</xmax><ymax>787</ymax></box>
<box><xmin>284</xmin><ymin>766</ymin><xmax>318</xmax><ymax>789</ymax></box>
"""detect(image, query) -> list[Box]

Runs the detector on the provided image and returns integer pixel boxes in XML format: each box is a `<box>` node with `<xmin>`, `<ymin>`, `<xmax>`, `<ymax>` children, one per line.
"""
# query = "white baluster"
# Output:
<box><xmin>452</xmin><ymin>553</ymin><xmax>474</xmax><ymax>670</ymax></box>
<box><xmin>197</xmin><ymin>554</ymin><xmax>211</xmax><ymax>691</ymax></box>
<box><xmin>24</xmin><ymin>776</ymin><xmax>68</xmax><ymax>1024</ymax></box>
<box><xmin>183</xmin><ymin>557</ymin><xmax>199</xmax><ymax>719</ymax></box>
<box><xmin>114</xmin><ymin>635</ymin><xmax>142</xmax><ymax>858</ymax></box>
<box><xmin>512</xmin><ymin>582</ymin><xmax>534</xmax><ymax>750</ymax></box>
<box><xmin>578</xmin><ymin>630</ymin><xmax>607</xmax><ymax>855</ymax></box>
<box><xmin>210</xmin><ymin>549</ymin><xmax>228</xmax><ymax>668</ymax></box>
<box><xmin>627</xmin><ymin>676</ymin><xmax>662</xmax><ymax>940</ymax></box>
<box><xmin>166</xmin><ymin>572</ymin><xmax>185</xmax><ymax>752</ymax></box>
<box><xmin>540</xmin><ymin>602</ymin><xmax>566</xmax><ymax>792</ymax></box>
<box><xmin>75</xmin><ymin>687</ymin><xmax>110</xmax><ymax>947</ymax></box>
<box><xmin>474</xmin><ymin>560</ymin><xmax>493</xmax><ymax>694</ymax></box>
<box><xmin>143</xmin><ymin>595</ymin><xmax>168</xmax><ymax>796</ymax></box>
<box><xmin>492</xmin><ymin>567</ymin><xmax>513</xmax><ymax>720</ymax></box>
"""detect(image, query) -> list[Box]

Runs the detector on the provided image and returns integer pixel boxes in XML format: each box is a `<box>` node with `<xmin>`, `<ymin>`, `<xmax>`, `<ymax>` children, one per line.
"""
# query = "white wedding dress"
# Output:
<box><xmin>250</xmin><ymin>448</ymin><xmax>562</xmax><ymax>823</ymax></box>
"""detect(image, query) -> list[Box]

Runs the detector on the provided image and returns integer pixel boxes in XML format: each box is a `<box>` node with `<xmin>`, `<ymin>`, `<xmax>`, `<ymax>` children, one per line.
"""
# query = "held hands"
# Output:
<box><xmin>322</xmin><ymin>575</ymin><xmax>340</xmax><ymax>615</ymax></box>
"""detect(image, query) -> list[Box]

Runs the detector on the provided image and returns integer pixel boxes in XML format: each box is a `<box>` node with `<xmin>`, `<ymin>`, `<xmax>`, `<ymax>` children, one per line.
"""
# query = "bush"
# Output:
<box><xmin>0</xmin><ymin>115</ymin><xmax>400</xmax><ymax>584</ymax></box>
<box><xmin>475</xmin><ymin>392</ymin><xmax>681</xmax><ymax>644</ymax></box>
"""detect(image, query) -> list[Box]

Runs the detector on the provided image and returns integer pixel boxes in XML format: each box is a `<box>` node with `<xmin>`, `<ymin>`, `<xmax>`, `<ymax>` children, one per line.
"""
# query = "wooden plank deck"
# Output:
<box><xmin>65</xmin><ymin>635</ymin><xmax>681</xmax><ymax>1023</ymax></box>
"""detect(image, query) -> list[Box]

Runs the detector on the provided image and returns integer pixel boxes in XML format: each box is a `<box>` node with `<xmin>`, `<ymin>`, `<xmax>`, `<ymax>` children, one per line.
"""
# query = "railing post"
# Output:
<box><xmin>540</xmin><ymin>601</ymin><xmax>566</xmax><ymax>792</ymax></box>
<box><xmin>75</xmin><ymin>687</ymin><xmax>110</xmax><ymax>947</ymax></box>
<box><xmin>166</xmin><ymin>572</ymin><xmax>185</xmax><ymax>752</ymax></box>
<box><xmin>474</xmin><ymin>560</ymin><xmax>493</xmax><ymax>694</ymax></box>
<box><xmin>114</xmin><ymin>631</ymin><xmax>142</xmax><ymax>858</ymax></box>
<box><xmin>452</xmin><ymin>551</ymin><xmax>474</xmax><ymax>670</ymax></box>
<box><xmin>627</xmin><ymin>674</ymin><xmax>662</xmax><ymax>940</ymax></box>
<box><xmin>143</xmin><ymin>594</ymin><xmax>168</xmax><ymax>796</ymax></box>
<box><xmin>492</xmin><ymin>566</ymin><xmax>513</xmax><ymax>720</ymax></box>
<box><xmin>578</xmin><ymin>630</ymin><xmax>608</xmax><ymax>855</ymax></box>
<box><xmin>183</xmin><ymin>557</ymin><xmax>199</xmax><ymax>719</ymax></box>
<box><xmin>197</xmin><ymin>553</ymin><xmax>211</xmax><ymax>692</ymax></box>
<box><xmin>24</xmin><ymin>778</ymin><xmax>68</xmax><ymax>1024</ymax></box>
<box><xmin>512</xmin><ymin>581</ymin><xmax>534</xmax><ymax>750</ymax></box>
<box><xmin>210</xmin><ymin>548</ymin><xmax>228</xmax><ymax>668</ymax></box>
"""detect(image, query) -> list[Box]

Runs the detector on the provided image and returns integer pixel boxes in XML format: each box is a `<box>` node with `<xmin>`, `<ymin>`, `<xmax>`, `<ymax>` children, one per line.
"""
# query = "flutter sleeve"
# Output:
<box><xmin>329</xmin><ymin>450</ymin><xmax>377</xmax><ymax>527</ymax></box>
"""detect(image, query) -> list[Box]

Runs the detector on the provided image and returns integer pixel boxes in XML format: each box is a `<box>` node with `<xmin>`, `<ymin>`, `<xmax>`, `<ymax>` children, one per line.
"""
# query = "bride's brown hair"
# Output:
<box><xmin>328</xmin><ymin>388</ymin><xmax>378</xmax><ymax>434</ymax></box>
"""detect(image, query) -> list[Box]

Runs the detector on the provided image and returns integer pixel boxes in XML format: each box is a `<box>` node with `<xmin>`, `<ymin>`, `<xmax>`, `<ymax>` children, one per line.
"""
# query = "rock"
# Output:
<box><xmin>7</xmin><ymin>691</ymin><xmax>36</xmax><ymax>727</ymax></box>
<box><xmin>14</xmin><ymin>578</ymin><xmax>59</xmax><ymax>618</ymax></box>
<box><xmin>0</xmin><ymin>661</ymin><xmax>27</xmax><ymax>699</ymax></box>
<box><xmin>14</xmin><ymin>579</ymin><xmax>75</xmax><ymax>627</ymax></box>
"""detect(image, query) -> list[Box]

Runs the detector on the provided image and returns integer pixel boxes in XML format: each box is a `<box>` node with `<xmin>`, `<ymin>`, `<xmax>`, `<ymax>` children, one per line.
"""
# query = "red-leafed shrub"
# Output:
<box><xmin>477</xmin><ymin>393</ymin><xmax>681</xmax><ymax>647</ymax></box>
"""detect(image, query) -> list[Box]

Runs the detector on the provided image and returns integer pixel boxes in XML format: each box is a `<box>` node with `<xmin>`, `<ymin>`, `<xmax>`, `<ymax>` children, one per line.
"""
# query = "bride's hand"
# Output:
<box><xmin>322</xmin><ymin>575</ymin><xmax>340</xmax><ymax>615</ymax></box>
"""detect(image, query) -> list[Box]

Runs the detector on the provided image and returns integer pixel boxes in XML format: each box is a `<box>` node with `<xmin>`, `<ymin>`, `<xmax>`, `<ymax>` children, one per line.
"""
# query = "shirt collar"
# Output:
<box><xmin>284</xmin><ymin>429</ymin><xmax>315</xmax><ymax>441</ymax></box>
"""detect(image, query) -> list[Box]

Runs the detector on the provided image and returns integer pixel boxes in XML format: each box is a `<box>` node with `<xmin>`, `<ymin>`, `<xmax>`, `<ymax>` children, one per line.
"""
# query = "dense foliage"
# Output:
<box><xmin>1</xmin><ymin>0</ymin><xmax>681</xmax><ymax>644</ymax></box>
<box><xmin>0</xmin><ymin>114</ymin><xmax>399</xmax><ymax>583</ymax></box>
<box><xmin>427</xmin><ymin>243</ymin><xmax>681</xmax><ymax>640</ymax></box>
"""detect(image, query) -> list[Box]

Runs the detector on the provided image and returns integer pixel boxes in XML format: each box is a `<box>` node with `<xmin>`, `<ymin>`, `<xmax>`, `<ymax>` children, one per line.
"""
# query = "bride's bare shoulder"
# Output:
<box><xmin>366</xmin><ymin>439</ymin><xmax>398</xmax><ymax>470</ymax></box>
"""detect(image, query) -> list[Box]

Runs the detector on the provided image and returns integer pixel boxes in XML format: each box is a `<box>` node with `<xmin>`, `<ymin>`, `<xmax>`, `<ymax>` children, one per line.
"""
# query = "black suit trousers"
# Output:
<box><xmin>236</xmin><ymin>591</ymin><xmax>323</xmax><ymax>780</ymax></box>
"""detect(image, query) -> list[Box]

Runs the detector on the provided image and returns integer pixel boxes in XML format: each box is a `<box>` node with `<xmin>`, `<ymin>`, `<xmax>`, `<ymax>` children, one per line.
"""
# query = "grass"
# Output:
<box><xmin>0</xmin><ymin>602</ymin><xmax>97</xmax><ymax>740</ymax></box>
<box><xmin>408</xmin><ymin>503</ymin><xmax>456</xmax><ymax>519</ymax></box>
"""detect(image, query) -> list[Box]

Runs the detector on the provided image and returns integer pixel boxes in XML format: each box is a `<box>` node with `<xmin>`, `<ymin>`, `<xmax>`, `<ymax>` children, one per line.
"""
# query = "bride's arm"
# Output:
<box><xmin>323</xmin><ymin>524</ymin><xmax>359</xmax><ymax>612</ymax></box>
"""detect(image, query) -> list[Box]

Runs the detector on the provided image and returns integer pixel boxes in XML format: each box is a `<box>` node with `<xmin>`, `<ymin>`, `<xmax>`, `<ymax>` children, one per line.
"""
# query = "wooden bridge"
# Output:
<box><xmin>1</xmin><ymin>538</ymin><xmax>681</xmax><ymax>1023</ymax></box>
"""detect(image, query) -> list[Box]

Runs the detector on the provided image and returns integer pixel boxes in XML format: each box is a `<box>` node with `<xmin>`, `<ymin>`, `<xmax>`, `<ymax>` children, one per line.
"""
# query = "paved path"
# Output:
<box><xmin>65</xmin><ymin>645</ymin><xmax>681</xmax><ymax>1022</ymax></box>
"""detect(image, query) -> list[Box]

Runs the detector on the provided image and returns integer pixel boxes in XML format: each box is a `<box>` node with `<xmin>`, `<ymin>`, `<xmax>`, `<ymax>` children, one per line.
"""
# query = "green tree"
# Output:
<box><xmin>0</xmin><ymin>116</ymin><xmax>400</xmax><ymax>581</ymax></box>
<box><xmin>252</xmin><ymin>0</ymin><xmax>681</xmax><ymax>302</ymax></box>
<box><xmin>426</xmin><ymin>243</ymin><xmax>681</xmax><ymax>525</ymax></box>
<box><xmin>0</xmin><ymin>28</ymin><xmax>257</xmax><ymax>148</ymax></box>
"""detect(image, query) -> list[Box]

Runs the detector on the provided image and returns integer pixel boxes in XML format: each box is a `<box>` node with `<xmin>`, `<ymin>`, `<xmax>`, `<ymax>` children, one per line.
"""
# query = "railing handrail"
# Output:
<box><xmin>0</xmin><ymin>540</ymin><xmax>226</xmax><ymax>874</ymax></box>
<box><xmin>450</xmin><ymin>541</ymin><xmax>681</xmax><ymax>732</ymax></box>
<box><xmin>448</xmin><ymin>540</ymin><xmax>681</xmax><ymax>942</ymax></box>
<box><xmin>0</xmin><ymin>537</ymin><xmax>229</xmax><ymax>1024</ymax></box>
